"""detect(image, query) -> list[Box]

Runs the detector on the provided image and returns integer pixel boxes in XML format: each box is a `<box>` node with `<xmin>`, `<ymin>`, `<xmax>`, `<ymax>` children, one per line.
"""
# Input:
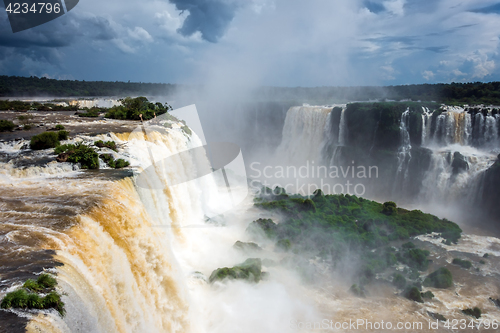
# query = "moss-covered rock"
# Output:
<box><xmin>423</xmin><ymin>267</ymin><xmax>453</xmax><ymax>288</ymax></box>
<box><xmin>462</xmin><ymin>307</ymin><xmax>481</xmax><ymax>319</ymax></box>
<box><xmin>428</xmin><ymin>312</ymin><xmax>446</xmax><ymax>321</ymax></box>
<box><xmin>209</xmin><ymin>258</ymin><xmax>263</xmax><ymax>283</ymax></box>
<box><xmin>233</xmin><ymin>241</ymin><xmax>262</xmax><ymax>252</ymax></box>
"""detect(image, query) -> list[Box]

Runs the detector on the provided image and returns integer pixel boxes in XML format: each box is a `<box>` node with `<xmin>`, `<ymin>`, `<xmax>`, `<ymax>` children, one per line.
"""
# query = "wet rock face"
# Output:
<box><xmin>451</xmin><ymin>151</ymin><xmax>469</xmax><ymax>175</ymax></box>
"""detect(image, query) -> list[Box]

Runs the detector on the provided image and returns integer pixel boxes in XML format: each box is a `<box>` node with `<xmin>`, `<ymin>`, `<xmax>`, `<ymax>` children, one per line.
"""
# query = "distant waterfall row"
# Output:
<box><xmin>421</xmin><ymin>106</ymin><xmax>499</xmax><ymax>148</ymax></box>
<box><xmin>275</xmin><ymin>104</ymin><xmax>499</xmax><ymax>220</ymax></box>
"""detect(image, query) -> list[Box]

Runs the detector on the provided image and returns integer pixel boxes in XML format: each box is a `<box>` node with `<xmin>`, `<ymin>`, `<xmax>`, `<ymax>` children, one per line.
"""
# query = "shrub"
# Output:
<box><xmin>462</xmin><ymin>307</ymin><xmax>481</xmax><ymax>319</ymax></box>
<box><xmin>423</xmin><ymin>267</ymin><xmax>453</xmax><ymax>288</ymax></box>
<box><xmin>37</xmin><ymin>273</ymin><xmax>57</xmax><ymax>289</ymax></box>
<box><xmin>30</xmin><ymin>132</ymin><xmax>60</xmax><ymax>150</ymax></box>
<box><xmin>393</xmin><ymin>273</ymin><xmax>406</xmax><ymax>289</ymax></box>
<box><xmin>99</xmin><ymin>154</ymin><xmax>129</xmax><ymax>169</ymax></box>
<box><xmin>421</xmin><ymin>291</ymin><xmax>434</xmax><ymax>299</ymax></box>
<box><xmin>276</xmin><ymin>239</ymin><xmax>291</xmax><ymax>251</ymax></box>
<box><xmin>382</xmin><ymin>201</ymin><xmax>397</xmax><ymax>215</ymax></box>
<box><xmin>452</xmin><ymin>258</ymin><xmax>472</xmax><ymax>269</ymax></box>
<box><xmin>23</xmin><ymin>279</ymin><xmax>42</xmax><ymax>292</ymax></box>
<box><xmin>95</xmin><ymin>140</ymin><xmax>117</xmax><ymax>151</ymax></box>
<box><xmin>54</xmin><ymin>124</ymin><xmax>65</xmax><ymax>130</ymax></box>
<box><xmin>0</xmin><ymin>120</ymin><xmax>15</xmax><ymax>132</ymax></box>
<box><xmin>1</xmin><ymin>289</ymin><xmax>28</xmax><ymax>308</ymax></box>
<box><xmin>114</xmin><ymin>159</ymin><xmax>129</xmax><ymax>168</ymax></box>
<box><xmin>56</xmin><ymin>143</ymin><xmax>99</xmax><ymax>169</ymax></box>
<box><xmin>26</xmin><ymin>293</ymin><xmax>44</xmax><ymax>309</ymax></box>
<box><xmin>349</xmin><ymin>284</ymin><xmax>366</xmax><ymax>297</ymax></box>
<box><xmin>23</xmin><ymin>124</ymin><xmax>32</xmax><ymax>130</ymax></box>
<box><xmin>404</xmin><ymin>286</ymin><xmax>423</xmax><ymax>303</ymax></box>
<box><xmin>43</xmin><ymin>291</ymin><xmax>66</xmax><ymax>316</ymax></box>
<box><xmin>57</xmin><ymin>130</ymin><xmax>69</xmax><ymax>140</ymax></box>
<box><xmin>78</xmin><ymin>108</ymin><xmax>100</xmax><ymax>117</ymax></box>
<box><xmin>402</xmin><ymin>242</ymin><xmax>416</xmax><ymax>249</ymax></box>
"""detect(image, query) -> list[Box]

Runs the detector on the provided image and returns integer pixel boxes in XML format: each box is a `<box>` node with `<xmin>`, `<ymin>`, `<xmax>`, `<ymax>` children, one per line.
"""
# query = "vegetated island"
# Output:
<box><xmin>215</xmin><ymin>187</ymin><xmax>462</xmax><ymax>305</ymax></box>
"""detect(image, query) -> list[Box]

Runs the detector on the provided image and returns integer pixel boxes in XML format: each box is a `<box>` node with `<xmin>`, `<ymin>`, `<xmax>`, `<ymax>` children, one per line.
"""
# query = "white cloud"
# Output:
<box><xmin>467</xmin><ymin>51</ymin><xmax>496</xmax><ymax>78</ymax></box>
<box><xmin>383</xmin><ymin>0</ymin><xmax>406</xmax><ymax>16</ymax></box>
<box><xmin>422</xmin><ymin>70</ymin><xmax>434</xmax><ymax>80</ymax></box>
<box><xmin>128</xmin><ymin>27</ymin><xmax>153</xmax><ymax>43</ymax></box>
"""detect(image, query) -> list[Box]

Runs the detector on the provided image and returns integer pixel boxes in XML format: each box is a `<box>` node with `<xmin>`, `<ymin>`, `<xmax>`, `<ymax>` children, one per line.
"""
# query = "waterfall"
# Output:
<box><xmin>338</xmin><ymin>108</ymin><xmax>347</xmax><ymax>147</ymax></box>
<box><xmin>393</xmin><ymin>109</ymin><xmax>412</xmax><ymax>195</ymax></box>
<box><xmin>276</xmin><ymin>106</ymin><xmax>333</xmax><ymax>165</ymax></box>
<box><xmin>418</xmin><ymin>145</ymin><xmax>497</xmax><ymax>205</ymax></box>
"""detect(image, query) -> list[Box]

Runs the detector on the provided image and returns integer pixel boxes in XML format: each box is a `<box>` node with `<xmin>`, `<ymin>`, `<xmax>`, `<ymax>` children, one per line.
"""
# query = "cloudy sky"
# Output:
<box><xmin>1</xmin><ymin>0</ymin><xmax>500</xmax><ymax>86</ymax></box>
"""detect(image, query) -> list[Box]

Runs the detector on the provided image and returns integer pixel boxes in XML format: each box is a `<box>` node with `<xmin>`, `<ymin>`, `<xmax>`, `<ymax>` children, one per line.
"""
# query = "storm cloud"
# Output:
<box><xmin>0</xmin><ymin>0</ymin><xmax>499</xmax><ymax>85</ymax></box>
<box><xmin>169</xmin><ymin>0</ymin><xmax>240</xmax><ymax>42</ymax></box>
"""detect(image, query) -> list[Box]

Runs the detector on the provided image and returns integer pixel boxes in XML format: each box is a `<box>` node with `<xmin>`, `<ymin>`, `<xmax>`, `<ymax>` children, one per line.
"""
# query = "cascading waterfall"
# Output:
<box><xmin>276</xmin><ymin>106</ymin><xmax>333</xmax><ymax>165</ymax></box>
<box><xmin>276</xmin><ymin>104</ymin><xmax>499</xmax><ymax>212</ymax></box>
<box><xmin>0</xmin><ymin>127</ymin><xmax>225</xmax><ymax>332</ymax></box>
<box><xmin>392</xmin><ymin>109</ymin><xmax>412</xmax><ymax>195</ymax></box>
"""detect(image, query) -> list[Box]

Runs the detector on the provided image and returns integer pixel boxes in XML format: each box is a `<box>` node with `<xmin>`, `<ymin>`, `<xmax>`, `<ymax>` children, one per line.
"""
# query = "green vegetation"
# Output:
<box><xmin>105</xmin><ymin>97</ymin><xmax>172</xmax><ymax>121</ymax></box>
<box><xmin>349</xmin><ymin>284</ymin><xmax>366</xmax><ymax>297</ymax></box>
<box><xmin>95</xmin><ymin>140</ymin><xmax>117</xmax><ymax>151</ymax></box>
<box><xmin>250</xmin><ymin>189</ymin><xmax>461</xmax><ymax>290</ymax></box>
<box><xmin>253</xmin><ymin>189</ymin><xmax>461</xmax><ymax>254</ymax></box>
<box><xmin>55</xmin><ymin>143</ymin><xmax>99</xmax><ymax>169</ymax></box>
<box><xmin>54</xmin><ymin>124</ymin><xmax>65</xmax><ymax>130</ymax></box>
<box><xmin>421</xmin><ymin>291</ymin><xmax>434</xmax><ymax>299</ymax></box>
<box><xmin>181</xmin><ymin>124</ymin><xmax>192</xmax><ymax>136</ymax></box>
<box><xmin>0</xmin><ymin>76</ymin><xmax>176</xmax><ymax>97</ymax></box>
<box><xmin>0</xmin><ymin>119</ymin><xmax>15</xmax><ymax>132</ymax></box>
<box><xmin>2</xmin><ymin>76</ymin><xmax>500</xmax><ymax>105</ymax></box>
<box><xmin>276</xmin><ymin>239</ymin><xmax>292</xmax><ymax>251</ymax></box>
<box><xmin>382</xmin><ymin>201</ymin><xmax>397</xmax><ymax>215</ymax></box>
<box><xmin>0</xmin><ymin>99</ymin><xmax>78</xmax><ymax>111</ymax></box>
<box><xmin>423</xmin><ymin>267</ymin><xmax>453</xmax><ymax>289</ymax></box>
<box><xmin>99</xmin><ymin>154</ymin><xmax>130</xmax><ymax>169</ymax></box>
<box><xmin>404</xmin><ymin>286</ymin><xmax>423</xmax><ymax>303</ymax></box>
<box><xmin>483</xmin><ymin>253</ymin><xmax>489</xmax><ymax>258</ymax></box>
<box><xmin>209</xmin><ymin>258</ymin><xmax>264</xmax><ymax>283</ymax></box>
<box><xmin>462</xmin><ymin>307</ymin><xmax>481</xmax><ymax>319</ymax></box>
<box><xmin>452</xmin><ymin>258</ymin><xmax>472</xmax><ymax>269</ymax></box>
<box><xmin>0</xmin><ymin>274</ymin><xmax>65</xmax><ymax>316</ymax></box>
<box><xmin>396</xmin><ymin>246</ymin><xmax>430</xmax><ymax>271</ymax></box>
<box><xmin>57</xmin><ymin>130</ymin><xmax>69</xmax><ymax>140</ymax></box>
<box><xmin>392</xmin><ymin>273</ymin><xmax>406</xmax><ymax>289</ymax></box>
<box><xmin>78</xmin><ymin>107</ymin><xmax>100</xmax><ymax>117</ymax></box>
<box><xmin>30</xmin><ymin>132</ymin><xmax>60</xmax><ymax>150</ymax></box>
